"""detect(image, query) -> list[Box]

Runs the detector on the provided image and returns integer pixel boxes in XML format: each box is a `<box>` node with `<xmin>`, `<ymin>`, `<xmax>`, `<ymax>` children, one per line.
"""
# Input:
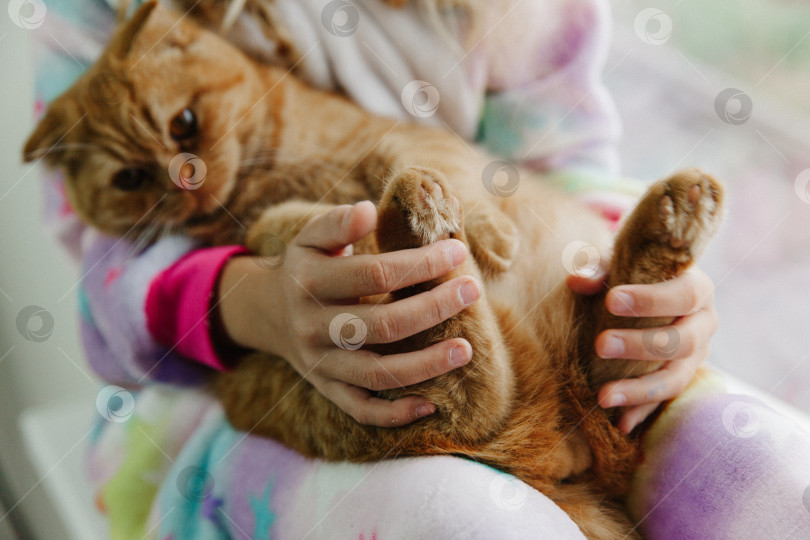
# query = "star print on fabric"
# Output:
<box><xmin>104</xmin><ymin>266</ymin><xmax>122</xmax><ymax>289</ymax></box>
<box><xmin>249</xmin><ymin>478</ymin><xmax>276</xmax><ymax>540</ymax></box>
<box><xmin>202</xmin><ymin>494</ymin><xmax>225</xmax><ymax>529</ymax></box>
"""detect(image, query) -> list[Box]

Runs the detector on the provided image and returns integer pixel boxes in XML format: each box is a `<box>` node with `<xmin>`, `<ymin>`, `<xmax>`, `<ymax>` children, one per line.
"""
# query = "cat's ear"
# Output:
<box><xmin>22</xmin><ymin>99</ymin><xmax>74</xmax><ymax>165</ymax></box>
<box><xmin>106</xmin><ymin>0</ymin><xmax>160</xmax><ymax>60</ymax></box>
<box><xmin>107</xmin><ymin>1</ymin><xmax>193</xmax><ymax>61</ymax></box>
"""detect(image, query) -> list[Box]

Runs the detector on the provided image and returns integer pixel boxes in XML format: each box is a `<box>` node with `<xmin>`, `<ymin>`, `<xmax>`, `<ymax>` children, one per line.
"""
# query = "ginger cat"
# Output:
<box><xmin>23</xmin><ymin>3</ymin><xmax>724</xmax><ymax>538</ymax></box>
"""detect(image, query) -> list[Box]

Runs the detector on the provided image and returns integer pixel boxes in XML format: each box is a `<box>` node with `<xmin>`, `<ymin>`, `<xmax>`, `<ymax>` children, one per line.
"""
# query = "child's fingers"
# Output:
<box><xmin>313</xmin><ymin>239</ymin><xmax>467</xmax><ymax>300</ymax></box>
<box><xmin>327</xmin><ymin>339</ymin><xmax>472</xmax><ymax>392</ymax></box>
<box><xmin>324</xmin><ymin>381</ymin><xmax>436</xmax><ymax>427</ymax></box>
<box><xmin>616</xmin><ymin>402</ymin><xmax>661</xmax><ymax>434</ymax></box>
<box><xmin>347</xmin><ymin>276</ymin><xmax>481</xmax><ymax>345</ymax></box>
<box><xmin>606</xmin><ymin>267</ymin><xmax>715</xmax><ymax>317</ymax></box>
<box><xmin>595</xmin><ymin>307</ymin><xmax>715</xmax><ymax>361</ymax></box>
<box><xmin>565</xmin><ymin>261</ymin><xmax>609</xmax><ymax>296</ymax></box>
<box><xmin>296</xmin><ymin>201</ymin><xmax>377</xmax><ymax>252</ymax></box>
<box><xmin>313</xmin><ymin>277</ymin><xmax>480</xmax><ymax>349</ymax></box>
<box><xmin>597</xmin><ymin>358</ymin><xmax>697</xmax><ymax>410</ymax></box>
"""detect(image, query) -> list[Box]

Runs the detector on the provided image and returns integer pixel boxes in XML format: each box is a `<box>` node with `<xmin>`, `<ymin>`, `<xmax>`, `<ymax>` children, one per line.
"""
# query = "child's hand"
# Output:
<box><xmin>567</xmin><ymin>265</ymin><xmax>717</xmax><ymax>434</ymax></box>
<box><xmin>217</xmin><ymin>201</ymin><xmax>479</xmax><ymax>428</ymax></box>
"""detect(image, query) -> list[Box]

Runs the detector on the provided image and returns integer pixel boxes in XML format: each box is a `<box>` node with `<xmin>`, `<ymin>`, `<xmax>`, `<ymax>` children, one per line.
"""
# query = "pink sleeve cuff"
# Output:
<box><xmin>146</xmin><ymin>245</ymin><xmax>249</xmax><ymax>371</ymax></box>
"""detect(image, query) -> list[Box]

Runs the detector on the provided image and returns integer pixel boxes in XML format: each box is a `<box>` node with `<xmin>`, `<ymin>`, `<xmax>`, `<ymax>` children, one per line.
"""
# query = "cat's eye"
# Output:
<box><xmin>169</xmin><ymin>108</ymin><xmax>198</xmax><ymax>141</ymax></box>
<box><xmin>112</xmin><ymin>167</ymin><xmax>150</xmax><ymax>191</ymax></box>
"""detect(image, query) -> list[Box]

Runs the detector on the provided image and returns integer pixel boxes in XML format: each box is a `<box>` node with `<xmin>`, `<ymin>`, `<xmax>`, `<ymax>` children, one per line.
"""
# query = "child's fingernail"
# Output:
<box><xmin>341</xmin><ymin>205</ymin><xmax>354</xmax><ymax>228</ymax></box>
<box><xmin>601</xmin><ymin>335</ymin><xmax>625</xmax><ymax>358</ymax></box>
<box><xmin>603</xmin><ymin>393</ymin><xmax>627</xmax><ymax>408</ymax></box>
<box><xmin>458</xmin><ymin>280</ymin><xmax>480</xmax><ymax>306</ymax></box>
<box><xmin>609</xmin><ymin>291</ymin><xmax>635</xmax><ymax>315</ymax></box>
<box><xmin>449</xmin><ymin>344</ymin><xmax>471</xmax><ymax>367</ymax></box>
<box><xmin>446</xmin><ymin>241</ymin><xmax>467</xmax><ymax>269</ymax></box>
<box><xmin>621</xmin><ymin>418</ymin><xmax>640</xmax><ymax>434</ymax></box>
<box><xmin>416</xmin><ymin>403</ymin><xmax>436</xmax><ymax>418</ymax></box>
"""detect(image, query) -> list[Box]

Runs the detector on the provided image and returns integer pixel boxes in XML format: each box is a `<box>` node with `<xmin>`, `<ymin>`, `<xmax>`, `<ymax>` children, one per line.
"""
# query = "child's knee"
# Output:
<box><xmin>629</xmin><ymin>393</ymin><xmax>810</xmax><ymax>539</ymax></box>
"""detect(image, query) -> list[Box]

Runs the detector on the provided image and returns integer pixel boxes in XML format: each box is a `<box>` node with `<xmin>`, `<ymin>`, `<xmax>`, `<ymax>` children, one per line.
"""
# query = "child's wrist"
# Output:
<box><xmin>215</xmin><ymin>256</ymin><xmax>286</xmax><ymax>357</ymax></box>
<box><xmin>209</xmin><ymin>255</ymin><xmax>253</xmax><ymax>363</ymax></box>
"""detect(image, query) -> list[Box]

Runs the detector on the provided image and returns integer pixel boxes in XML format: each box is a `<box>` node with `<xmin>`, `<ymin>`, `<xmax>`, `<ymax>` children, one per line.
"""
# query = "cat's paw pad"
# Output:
<box><xmin>387</xmin><ymin>167</ymin><xmax>461</xmax><ymax>245</ymax></box>
<box><xmin>654</xmin><ymin>169</ymin><xmax>724</xmax><ymax>253</ymax></box>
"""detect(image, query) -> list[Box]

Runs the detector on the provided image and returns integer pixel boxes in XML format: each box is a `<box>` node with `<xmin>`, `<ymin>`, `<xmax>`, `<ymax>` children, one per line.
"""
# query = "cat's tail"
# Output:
<box><xmin>546</xmin><ymin>482</ymin><xmax>641</xmax><ymax>540</ymax></box>
<box><xmin>563</xmin><ymin>354</ymin><xmax>641</xmax><ymax>497</ymax></box>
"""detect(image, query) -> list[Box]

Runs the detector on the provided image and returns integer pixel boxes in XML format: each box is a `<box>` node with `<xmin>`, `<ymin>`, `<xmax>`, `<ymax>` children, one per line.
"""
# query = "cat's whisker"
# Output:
<box><xmin>236</xmin><ymin>151</ymin><xmax>281</xmax><ymax>170</ymax></box>
<box><xmin>162</xmin><ymin>222</ymin><xmax>183</xmax><ymax>242</ymax></box>
<box><xmin>23</xmin><ymin>142</ymin><xmax>105</xmax><ymax>161</ymax></box>
<box><xmin>123</xmin><ymin>219</ymin><xmax>158</xmax><ymax>257</ymax></box>
<box><xmin>157</xmin><ymin>222</ymin><xmax>173</xmax><ymax>242</ymax></box>
<box><xmin>118</xmin><ymin>193</ymin><xmax>174</xmax><ymax>258</ymax></box>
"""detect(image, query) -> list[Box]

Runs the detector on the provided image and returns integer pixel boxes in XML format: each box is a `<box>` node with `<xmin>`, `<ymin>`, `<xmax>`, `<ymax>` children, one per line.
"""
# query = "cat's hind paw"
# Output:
<box><xmin>611</xmin><ymin>168</ymin><xmax>724</xmax><ymax>285</ymax></box>
<box><xmin>376</xmin><ymin>167</ymin><xmax>461</xmax><ymax>252</ymax></box>
<box><xmin>652</xmin><ymin>168</ymin><xmax>724</xmax><ymax>257</ymax></box>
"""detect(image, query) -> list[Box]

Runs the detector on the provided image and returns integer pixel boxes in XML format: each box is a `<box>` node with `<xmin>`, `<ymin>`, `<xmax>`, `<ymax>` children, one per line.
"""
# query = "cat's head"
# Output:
<box><xmin>23</xmin><ymin>1</ymin><xmax>271</xmax><ymax>238</ymax></box>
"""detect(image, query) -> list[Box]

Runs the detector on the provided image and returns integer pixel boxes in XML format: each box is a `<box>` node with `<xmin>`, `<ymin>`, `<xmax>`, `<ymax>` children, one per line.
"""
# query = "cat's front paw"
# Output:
<box><xmin>652</xmin><ymin>168</ymin><xmax>724</xmax><ymax>256</ymax></box>
<box><xmin>465</xmin><ymin>207</ymin><xmax>518</xmax><ymax>276</ymax></box>
<box><xmin>376</xmin><ymin>167</ymin><xmax>461</xmax><ymax>252</ymax></box>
